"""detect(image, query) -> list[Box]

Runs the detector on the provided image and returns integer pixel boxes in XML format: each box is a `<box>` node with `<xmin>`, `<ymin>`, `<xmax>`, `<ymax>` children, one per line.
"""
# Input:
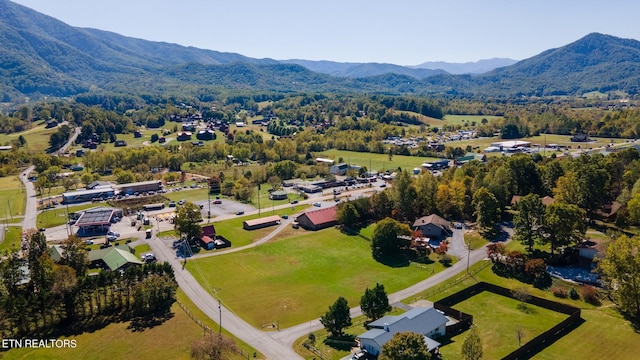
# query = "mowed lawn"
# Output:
<box><xmin>188</xmin><ymin>228</ymin><xmax>445</xmax><ymax>328</ymax></box>
<box><xmin>0</xmin><ymin>176</ymin><xmax>26</xmax><ymax>218</ymax></box>
<box><xmin>318</xmin><ymin>149</ymin><xmax>440</xmax><ymax>173</ymax></box>
<box><xmin>438</xmin><ymin>291</ymin><xmax>569</xmax><ymax>360</ymax></box>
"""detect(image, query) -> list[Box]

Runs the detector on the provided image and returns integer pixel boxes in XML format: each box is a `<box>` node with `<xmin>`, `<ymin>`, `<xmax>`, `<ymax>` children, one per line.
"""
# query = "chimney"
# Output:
<box><xmin>384</xmin><ymin>323</ymin><xmax>389</xmax><ymax>332</ymax></box>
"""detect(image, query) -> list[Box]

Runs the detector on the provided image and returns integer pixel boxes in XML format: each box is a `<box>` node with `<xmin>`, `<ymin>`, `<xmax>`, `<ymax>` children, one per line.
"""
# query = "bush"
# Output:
<box><xmin>439</xmin><ymin>253</ymin><xmax>453</xmax><ymax>267</ymax></box>
<box><xmin>580</xmin><ymin>285</ymin><xmax>600</xmax><ymax>305</ymax></box>
<box><xmin>569</xmin><ymin>287</ymin><xmax>579</xmax><ymax>300</ymax></box>
<box><xmin>552</xmin><ymin>287</ymin><xmax>568</xmax><ymax>298</ymax></box>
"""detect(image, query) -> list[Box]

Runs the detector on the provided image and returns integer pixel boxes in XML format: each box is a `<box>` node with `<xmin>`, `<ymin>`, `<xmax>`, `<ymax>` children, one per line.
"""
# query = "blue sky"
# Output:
<box><xmin>11</xmin><ymin>0</ymin><xmax>640</xmax><ymax>65</ymax></box>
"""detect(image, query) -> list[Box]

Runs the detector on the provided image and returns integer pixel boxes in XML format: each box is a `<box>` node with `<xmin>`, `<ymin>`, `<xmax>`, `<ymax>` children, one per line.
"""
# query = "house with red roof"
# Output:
<box><xmin>296</xmin><ymin>206</ymin><xmax>338</xmax><ymax>231</ymax></box>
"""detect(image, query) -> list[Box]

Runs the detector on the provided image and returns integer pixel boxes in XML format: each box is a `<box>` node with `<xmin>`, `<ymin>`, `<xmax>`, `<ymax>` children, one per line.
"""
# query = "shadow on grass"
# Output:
<box><xmin>324</xmin><ymin>334</ymin><xmax>357</xmax><ymax>351</ymax></box>
<box><xmin>28</xmin><ymin>310</ymin><xmax>175</xmax><ymax>339</ymax></box>
<box><xmin>375</xmin><ymin>254</ymin><xmax>410</xmax><ymax>268</ymax></box>
<box><xmin>128</xmin><ymin>310</ymin><xmax>174</xmax><ymax>332</ymax></box>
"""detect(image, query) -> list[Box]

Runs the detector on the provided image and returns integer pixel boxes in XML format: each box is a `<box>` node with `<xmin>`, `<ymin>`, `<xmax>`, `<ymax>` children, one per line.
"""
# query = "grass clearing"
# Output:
<box><xmin>438</xmin><ymin>291</ymin><xmax>569</xmax><ymax>359</ymax></box>
<box><xmin>0</xmin><ymin>226</ymin><xmax>22</xmax><ymax>253</ymax></box>
<box><xmin>318</xmin><ymin>149</ymin><xmax>440</xmax><ymax>173</ymax></box>
<box><xmin>0</xmin><ymin>188</ymin><xmax>26</xmax><ymax>218</ymax></box>
<box><xmin>1</xmin><ymin>299</ymin><xmax>226</xmax><ymax>360</ymax></box>
<box><xmin>0</xmin><ymin>123</ymin><xmax>57</xmax><ymax>153</ymax></box>
<box><xmin>188</xmin><ymin>228</ymin><xmax>447</xmax><ymax>328</ymax></box>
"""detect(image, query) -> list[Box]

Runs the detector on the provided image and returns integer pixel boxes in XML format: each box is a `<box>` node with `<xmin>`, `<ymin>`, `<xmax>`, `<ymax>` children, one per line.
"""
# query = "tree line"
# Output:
<box><xmin>0</xmin><ymin>231</ymin><xmax>177</xmax><ymax>338</ymax></box>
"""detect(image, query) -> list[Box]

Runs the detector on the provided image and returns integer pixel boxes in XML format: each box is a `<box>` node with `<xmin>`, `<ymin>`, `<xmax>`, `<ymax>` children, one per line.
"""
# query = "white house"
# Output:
<box><xmin>357</xmin><ymin>306</ymin><xmax>448</xmax><ymax>356</ymax></box>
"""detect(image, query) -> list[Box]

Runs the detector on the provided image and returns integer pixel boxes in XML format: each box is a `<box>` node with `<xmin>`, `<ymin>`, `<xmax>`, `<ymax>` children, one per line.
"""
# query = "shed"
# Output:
<box><xmin>269</xmin><ymin>190</ymin><xmax>288</xmax><ymax>200</ymax></box>
<box><xmin>243</xmin><ymin>215</ymin><xmax>282</xmax><ymax>230</ymax></box>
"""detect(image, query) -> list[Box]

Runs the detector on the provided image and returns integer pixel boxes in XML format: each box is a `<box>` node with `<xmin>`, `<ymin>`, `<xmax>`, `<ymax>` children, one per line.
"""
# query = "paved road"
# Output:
<box><xmin>20</xmin><ymin>165</ymin><xmax>37</xmax><ymax>231</ymax></box>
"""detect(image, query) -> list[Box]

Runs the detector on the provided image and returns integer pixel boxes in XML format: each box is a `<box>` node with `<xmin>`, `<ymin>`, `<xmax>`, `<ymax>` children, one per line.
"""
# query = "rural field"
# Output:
<box><xmin>0</xmin><ymin>175</ymin><xmax>26</xmax><ymax>219</ymax></box>
<box><xmin>187</xmin><ymin>227</ymin><xmax>447</xmax><ymax>328</ymax></box>
<box><xmin>1</xmin><ymin>289</ymin><xmax>259</xmax><ymax>360</ymax></box>
<box><xmin>318</xmin><ymin>149</ymin><xmax>441</xmax><ymax>173</ymax></box>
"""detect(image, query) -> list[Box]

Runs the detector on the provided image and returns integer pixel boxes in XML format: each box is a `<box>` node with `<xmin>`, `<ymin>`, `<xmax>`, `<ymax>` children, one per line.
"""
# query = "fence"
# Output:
<box><xmin>302</xmin><ymin>342</ymin><xmax>326</xmax><ymax>359</ymax></box>
<box><xmin>433</xmin><ymin>282</ymin><xmax>582</xmax><ymax>360</ymax></box>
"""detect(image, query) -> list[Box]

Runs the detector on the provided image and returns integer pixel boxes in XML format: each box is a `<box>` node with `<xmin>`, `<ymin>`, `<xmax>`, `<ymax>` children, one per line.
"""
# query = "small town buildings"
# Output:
<box><xmin>196</xmin><ymin>129</ymin><xmax>215</xmax><ymax>140</ymax></box>
<box><xmin>421</xmin><ymin>159</ymin><xmax>450</xmax><ymax>170</ymax></box>
<box><xmin>295</xmin><ymin>206</ymin><xmax>337</xmax><ymax>231</ymax></box>
<box><xmin>510</xmin><ymin>195</ymin><xmax>555</xmax><ymax>206</ymax></box>
<box><xmin>490</xmin><ymin>140</ymin><xmax>531</xmax><ymax>149</ymax></box>
<box><xmin>62</xmin><ymin>187</ymin><xmax>115</xmax><ymax>204</ymax></box>
<box><xmin>74</xmin><ymin>207</ymin><xmax>121</xmax><ymax>235</ymax></box>
<box><xmin>412</xmin><ymin>214</ymin><xmax>451</xmax><ymax>239</ymax></box>
<box><xmin>115</xmin><ymin>180</ymin><xmax>163</xmax><ymax>195</ymax></box>
<box><xmin>357</xmin><ymin>306</ymin><xmax>448</xmax><ymax>357</ymax></box>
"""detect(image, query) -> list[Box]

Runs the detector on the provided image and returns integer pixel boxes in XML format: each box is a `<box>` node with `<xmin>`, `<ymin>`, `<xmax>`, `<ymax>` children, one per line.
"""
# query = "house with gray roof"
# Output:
<box><xmin>357</xmin><ymin>306</ymin><xmax>448</xmax><ymax>357</ymax></box>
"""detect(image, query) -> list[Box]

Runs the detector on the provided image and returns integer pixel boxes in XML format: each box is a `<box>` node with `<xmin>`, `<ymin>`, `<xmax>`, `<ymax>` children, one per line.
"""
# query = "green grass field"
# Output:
<box><xmin>1</xmin><ymin>289</ymin><xmax>256</xmax><ymax>360</ymax></box>
<box><xmin>37</xmin><ymin>203</ymin><xmax>101</xmax><ymax>229</ymax></box>
<box><xmin>0</xmin><ymin>123</ymin><xmax>57</xmax><ymax>153</ymax></box>
<box><xmin>187</xmin><ymin>228</ymin><xmax>447</xmax><ymax>328</ymax></box>
<box><xmin>0</xmin><ymin>226</ymin><xmax>22</xmax><ymax>253</ymax></box>
<box><xmin>317</xmin><ymin>149</ymin><xmax>440</xmax><ymax>173</ymax></box>
<box><xmin>438</xmin><ymin>291</ymin><xmax>569</xmax><ymax>359</ymax></box>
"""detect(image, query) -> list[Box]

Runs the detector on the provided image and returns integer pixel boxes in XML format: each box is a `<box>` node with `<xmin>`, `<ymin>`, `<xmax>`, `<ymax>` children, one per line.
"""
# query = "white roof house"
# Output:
<box><xmin>357</xmin><ymin>307</ymin><xmax>447</xmax><ymax>356</ymax></box>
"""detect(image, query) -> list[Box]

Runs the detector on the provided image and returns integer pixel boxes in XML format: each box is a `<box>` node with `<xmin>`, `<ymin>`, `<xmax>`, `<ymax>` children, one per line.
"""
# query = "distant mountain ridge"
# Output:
<box><xmin>1</xmin><ymin>0</ymin><xmax>640</xmax><ymax>100</ymax></box>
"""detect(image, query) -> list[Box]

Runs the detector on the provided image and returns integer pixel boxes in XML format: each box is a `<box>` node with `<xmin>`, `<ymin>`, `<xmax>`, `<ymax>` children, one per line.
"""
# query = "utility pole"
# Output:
<box><xmin>466</xmin><ymin>237</ymin><xmax>471</xmax><ymax>273</ymax></box>
<box><xmin>213</xmin><ymin>288</ymin><xmax>222</xmax><ymax>333</ymax></box>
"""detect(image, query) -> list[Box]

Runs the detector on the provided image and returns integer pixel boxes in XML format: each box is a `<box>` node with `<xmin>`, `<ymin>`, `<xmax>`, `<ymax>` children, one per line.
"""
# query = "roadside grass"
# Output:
<box><xmin>0</xmin><ymin>295</ymin><xmax>223</xmax><ymax>360</ymax></box>
<box><xmin>187</xmin><ymin>227</ymin><xmax>448</xmax><ymax>329</ymax></box>
<box><xmin>175</xmin><ymin>289</ymin><xmax>263</xmax><ymax>359</ymax></box>
<box><xmin>463</xmin><ymin>229</ymin><xmax>490</xmax><ymax>250</ymax></box>
<box><xmin>0</xmin><ymin>188</ymin><xmax>26</xmax><ymax>218</ymax></box>
<box><xmin>0</xmin><ymin>226</ymin><xmax>22</xmax><ymax>253</ymax></box>
<box><xmin>133</xmin><ymin>243</ymin><xmax>151</xmax><ymax>255</ymax></box>
<box><xmin>37</xmin><ymin>203</ymin><xmax>103</xmax><ymax>229</ymax></box>
<box><xmin>0</xmin><ymin>175</ymin><xmax>22</xmax><ymax>190</ymax></box>
<box><xmin>317</xmin><ymin>149</ymin><xmax>440</xmax><ymax>173</ymax></box>
<box><xmin>438</xmin><ymin>291</ymin><xmax>569</xmax><ymax>360</ymax></box>
<box><xmin>162</xmin><ymin>187</ymin><xmax>209</xmax><ymax>203</ymax></box>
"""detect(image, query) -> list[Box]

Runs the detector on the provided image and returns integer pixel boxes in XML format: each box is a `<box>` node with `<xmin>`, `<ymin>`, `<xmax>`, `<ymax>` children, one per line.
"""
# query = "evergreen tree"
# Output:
<box><xmin>360</xmin><ymin>283</ymin><xmax>392</xmax><ymax>321</ymax></box>
<box><xmin>320</xmin><ymin>297</ymin><xmax>352</xmax><ymax>338</ymax></box>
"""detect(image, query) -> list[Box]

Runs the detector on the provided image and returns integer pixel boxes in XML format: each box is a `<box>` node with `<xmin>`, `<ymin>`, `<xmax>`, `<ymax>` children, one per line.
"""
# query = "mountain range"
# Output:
<box><xmin>1</xmin><ymin>0</ymin><xmax>640</xmax><ymax>101</ymax></box>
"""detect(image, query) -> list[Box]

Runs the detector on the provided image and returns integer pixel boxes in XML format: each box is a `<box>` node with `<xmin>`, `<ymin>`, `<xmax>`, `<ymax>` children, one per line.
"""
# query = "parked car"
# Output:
<box><xmin>236</xmin><ymin>211</ymin><xmax>245</xmax><ymax>215</ymax></box>
<box><xmin>290</xmin><ymin>200</ymin><xmax>299</xmax><ymax>204</ymax></box>
<box><xmin>213</xmin><ymin>200</ymin><xmax>222</xmax><ymax>204</ymax></box>
<box><xmin>178</xmin><ymin>199</ymin><xmax>186</xmax><ymax>205</ymax></box>
<box><xmin>169</xmin><ymin>201</ymin><xmax>176</xmax><ymax>207</ymax></box>
<box><xmin>106</xmin><ymin>235</ymin><xmax>118</xmax><ymax>241</ymax></box>
<box><xmin>379</xmin><ymin>183</ymin><xmax>386</xmax><ymax>188</ymax></box>
<box><xmin>107</xmin><ymin>231</ymin><xmax>120</xmax><ymax>237</ymax></box>
<box><xmin>85</xmin><ymin>240</ymin><xmax>94</xmax><ymax>245</ymax></box>
<box><xmin>313</xmin><ymin>202</ymin><xmax>321</xmax><ymax>207</ymax></box>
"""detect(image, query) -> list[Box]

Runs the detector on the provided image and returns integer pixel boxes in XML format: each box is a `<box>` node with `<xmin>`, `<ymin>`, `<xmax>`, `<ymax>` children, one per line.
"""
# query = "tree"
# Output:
<box><xmin>337</xmin><ymin>202</ymin><xmax>359</xmax><ymax>228</ymax></box>
<box><xmin>392</xmin><ymin>170</ymin><xmax>417</xmax><ymax>221</ymax></box>
<box><xmin>360</xmin><ymin>283</ymin><xmax>392</xmax><ymax>321</ymax></box>
<box><xmin>461</xmin><ymin>325</ymin><xmax>483</xmax><ymax>360</ymax></box>
<box><xmin>61</xmin><ymin>234</ymin><xmax>88</xmax><ymax>277</ymax></box>
<box><xmin>540</xmin><ymin>203</ymin><xmax>586</xmax><ymax>254</ymax></box>
<box><xmin>600</xmin><ymin>235</ymin><xmax>640</xmax><ymax>322</ymax></box>
<box><xmin>513</xmin><ymin>193</ymin><xmax>545</xmax><ymax>253</ymax></box>
<box><xmin>379</xmin><ymin>331</ymin><xmax>431</xmax><ymax>360</ymax></box>
<box><xmin>472</xmin><ymin>187</ymin><xmax>501</xmax><ymax>229</ymax></box>
<box><xmin>320</xmin><ymin>297</ymin><xmax>351</xmax><ymax>338</ymax></box>
<box><xmin>371</xmin><ymin>217</ymin><xmax>411</xmax><ymax>260</ymax></box>
<box><xmin>191</xmin><ymin>333</ymin><xmax>237</xmax><ymax>360</ymax></box>
<box><xmin>506</xmin><ymin>154</ymin><xmax>543</xmax><ymax>197</ymax></box>
<box><xmin>175</xmin><ymin>202</ymin><xmax>203</xmax><ymax>246</ymax></box>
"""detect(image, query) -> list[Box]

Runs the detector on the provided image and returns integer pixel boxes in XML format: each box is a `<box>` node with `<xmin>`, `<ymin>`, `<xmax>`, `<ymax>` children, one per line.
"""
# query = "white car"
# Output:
<box><xmin>107</xmin><ymin>231</ymin><xmax>120</xmax><ymax>237</ymax></box>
